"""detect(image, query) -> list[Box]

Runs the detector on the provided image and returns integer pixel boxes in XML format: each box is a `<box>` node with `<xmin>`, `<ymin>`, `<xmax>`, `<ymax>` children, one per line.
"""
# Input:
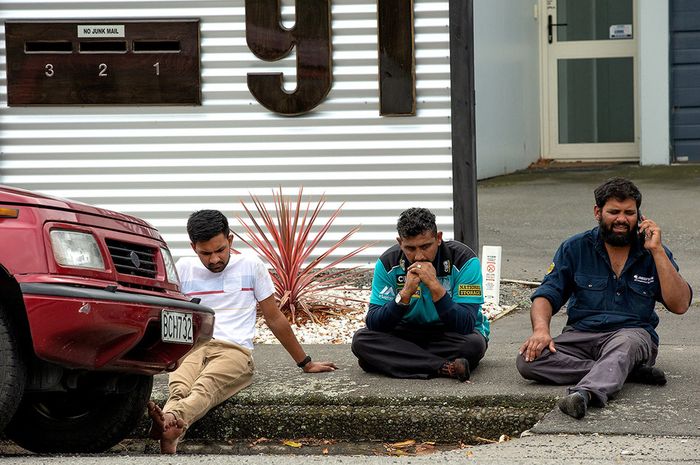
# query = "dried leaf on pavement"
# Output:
<box><xmin>249</xmin><ymin>437</ymin><xmax>270</xmax><ymax>446</ymax></box>
<box><xmin>414</xmin><ymin>442</ymin><xmax>436</xmax><ymax>455</ymax></box>
<box><xmin>388</xmin><ymin>439</ymin><xmax>416</xmax><ymax>448</ymax></box>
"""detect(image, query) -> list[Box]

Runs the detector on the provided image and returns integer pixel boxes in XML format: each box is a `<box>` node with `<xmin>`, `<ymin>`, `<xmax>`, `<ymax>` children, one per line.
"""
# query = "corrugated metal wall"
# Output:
<box><xmin>0</xmin><ymin>0</ymin><xmax>454</xmax><ymax>266</ymax></box>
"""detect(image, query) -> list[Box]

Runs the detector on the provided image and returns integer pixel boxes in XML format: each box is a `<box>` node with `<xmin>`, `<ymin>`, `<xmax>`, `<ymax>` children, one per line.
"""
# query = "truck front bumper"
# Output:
<box><xmin>20</xmin><ymin>283</ymin><xmax>215</xmax><ymax>375</ymax></box>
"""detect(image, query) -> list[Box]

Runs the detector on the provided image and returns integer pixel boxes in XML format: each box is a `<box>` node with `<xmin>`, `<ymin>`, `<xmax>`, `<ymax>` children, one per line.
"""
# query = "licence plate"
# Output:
<box><xmin>161</xmin><ymin>310</ymin><xmax>194</xmax><ymax>344</ymax></box>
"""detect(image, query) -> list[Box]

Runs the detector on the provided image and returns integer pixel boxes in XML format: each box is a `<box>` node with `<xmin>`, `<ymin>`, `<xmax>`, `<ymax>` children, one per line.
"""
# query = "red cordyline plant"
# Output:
<box><xmin>233</xmin><ymin>187</ymin><xmax>374</xmax><ymax>324</ymax></box>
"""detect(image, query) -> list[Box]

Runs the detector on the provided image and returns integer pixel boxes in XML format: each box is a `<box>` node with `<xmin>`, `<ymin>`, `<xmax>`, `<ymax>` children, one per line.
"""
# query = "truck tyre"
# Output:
<box><xmin>0</xmin><ymin>304</ymin><xmax>26</xmax><ymax>433</ymax></box>
<box><xmin>6</xmin><ymin>374</ymin><xmax>153</xmax><ymax>453</ymax></box>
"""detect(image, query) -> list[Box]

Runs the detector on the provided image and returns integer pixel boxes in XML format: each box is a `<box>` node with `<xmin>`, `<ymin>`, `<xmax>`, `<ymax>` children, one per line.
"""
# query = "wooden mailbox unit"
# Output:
<box><xmin>5</xmin><ymin>20</ymin><xmax>201</xmax><ymax>105</ymax></box>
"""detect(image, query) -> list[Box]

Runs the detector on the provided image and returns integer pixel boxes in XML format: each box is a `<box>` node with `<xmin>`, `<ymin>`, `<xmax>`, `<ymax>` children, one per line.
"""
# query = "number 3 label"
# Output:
<box><xmin>45</xmin><ymin>64</ymin><xmax>54</xmax><ymax>77</ymax></box>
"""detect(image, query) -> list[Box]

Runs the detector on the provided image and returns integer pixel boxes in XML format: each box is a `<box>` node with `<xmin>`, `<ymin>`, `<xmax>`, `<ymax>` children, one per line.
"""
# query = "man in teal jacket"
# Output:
<box><xmin>351</xmin><ymin>208</ymin><xmax>489</xmax><ymax>381</ymax></box>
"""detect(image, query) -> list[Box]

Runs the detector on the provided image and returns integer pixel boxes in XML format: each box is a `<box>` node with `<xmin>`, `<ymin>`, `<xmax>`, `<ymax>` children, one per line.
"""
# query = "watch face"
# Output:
<box><xmin>395</xmin><ymin>292</ymin><xmax>409</xmax><ymax>305</ymax></box>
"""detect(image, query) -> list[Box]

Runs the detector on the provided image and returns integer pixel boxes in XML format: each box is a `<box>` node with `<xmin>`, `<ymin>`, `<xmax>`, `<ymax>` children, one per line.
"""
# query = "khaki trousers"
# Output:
<box><xmin>163</xmin><ymin>339</ymin><xmax>254</xmax><ymax>426</ymax></box>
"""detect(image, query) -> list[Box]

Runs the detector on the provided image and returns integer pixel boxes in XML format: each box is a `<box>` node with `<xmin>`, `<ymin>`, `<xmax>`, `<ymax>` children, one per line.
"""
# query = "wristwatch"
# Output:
<box><xmin>395</xmin><ymin>292</ymin><xmax>409</xmax><ymax>306</ymax></box>
<box><xmin>297</xmin><ymin>355</ymin><xmax>312</xmax><ymax>368</ymax></box>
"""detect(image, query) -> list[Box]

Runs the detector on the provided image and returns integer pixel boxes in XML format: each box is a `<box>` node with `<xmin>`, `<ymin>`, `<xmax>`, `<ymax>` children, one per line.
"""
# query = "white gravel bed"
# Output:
<box><xmin>253</xmin><ymin>282</ymin><xmax>536</xmax><ymax>345</ymax></box>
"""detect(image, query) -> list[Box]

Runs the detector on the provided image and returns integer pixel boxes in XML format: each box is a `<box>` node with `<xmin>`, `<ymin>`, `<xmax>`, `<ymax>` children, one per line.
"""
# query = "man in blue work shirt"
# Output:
<box><xmin>351</xmin><ymin>207</ymin><xmax>489</xmax><ymax>382</ymax></box>
<box><xmin>517</xmin><ymin>177</ymin><xmax>692</xmax><ymax>419</ymax></box>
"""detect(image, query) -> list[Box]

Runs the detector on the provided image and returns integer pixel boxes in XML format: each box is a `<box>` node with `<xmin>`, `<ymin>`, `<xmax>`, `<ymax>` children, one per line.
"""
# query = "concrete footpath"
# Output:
<box><xmin>139</xmin><ymin>165</ymin><xmax>700</xmax><ymax>461</ymax></box>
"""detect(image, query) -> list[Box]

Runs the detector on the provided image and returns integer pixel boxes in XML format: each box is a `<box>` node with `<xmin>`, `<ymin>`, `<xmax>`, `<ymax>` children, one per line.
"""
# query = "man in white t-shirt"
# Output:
<box><xmin>148</xmin><ymin>209</ymin><xmax>337</xmax><ymax>454</ymax></box>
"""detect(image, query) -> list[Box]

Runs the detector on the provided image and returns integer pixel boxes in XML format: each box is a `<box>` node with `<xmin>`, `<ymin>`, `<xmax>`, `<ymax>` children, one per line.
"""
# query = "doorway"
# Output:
<box><xmin>540</xmin><ymin>0</ymin><xmax>639</xmax><ymax>161</ymax></box>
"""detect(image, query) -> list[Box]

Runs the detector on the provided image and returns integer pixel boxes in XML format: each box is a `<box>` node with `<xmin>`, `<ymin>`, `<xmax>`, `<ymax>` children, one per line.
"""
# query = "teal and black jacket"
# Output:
<box><xmin>367</xmin><ymin>240</ymin><xmax>490</xmax><ymax>340</ymax></box>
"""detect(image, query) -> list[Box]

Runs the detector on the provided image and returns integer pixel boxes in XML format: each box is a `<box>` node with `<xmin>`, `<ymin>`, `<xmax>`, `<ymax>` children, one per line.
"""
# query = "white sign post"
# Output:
<box><xmin>481</xmin><ymin>245</ymin><xmax>502</xmax><ymax>306</ymax></box>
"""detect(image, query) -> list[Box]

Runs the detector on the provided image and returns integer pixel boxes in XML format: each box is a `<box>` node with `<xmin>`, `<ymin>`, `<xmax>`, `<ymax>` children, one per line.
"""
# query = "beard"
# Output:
<box><xmin>599</xmin><ymin>217</ymin><xmax>637</xmax><ymax>247</ymax></box>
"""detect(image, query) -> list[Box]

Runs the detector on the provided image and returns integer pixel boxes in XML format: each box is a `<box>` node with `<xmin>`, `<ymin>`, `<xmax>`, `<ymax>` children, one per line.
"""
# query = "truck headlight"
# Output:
<box><xmin>161</xmin><ymin>247</ymin><xmax>180</xmax><ymax>285</ymax></box>
<box><xmin>50</xmin><ymin>230</ymin><xmax>105</xmax><ymax>269</ymax></box>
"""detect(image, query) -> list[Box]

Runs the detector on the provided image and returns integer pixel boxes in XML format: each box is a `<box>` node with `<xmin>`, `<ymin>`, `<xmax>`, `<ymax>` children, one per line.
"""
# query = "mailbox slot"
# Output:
<box><xmin>79</xmin><ymin>41</ymin><xmax>128</xmax><ymax>53</ymax></box>
<box><xmin>26</xmin><ymin>41</ymin><xmax>73</xmax><ymax>53</ymax></box>
<box><xmin>133</xmin><ymin>40</ymin><xmax>181</xmax><ymax>53</ymax></box>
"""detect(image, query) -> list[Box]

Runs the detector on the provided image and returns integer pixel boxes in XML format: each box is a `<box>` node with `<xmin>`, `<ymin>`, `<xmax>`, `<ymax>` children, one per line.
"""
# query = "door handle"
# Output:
<box><xmin>548</xmin><ymin>14</ymin><xmax>568</xmax><ymax>44</ymax></box>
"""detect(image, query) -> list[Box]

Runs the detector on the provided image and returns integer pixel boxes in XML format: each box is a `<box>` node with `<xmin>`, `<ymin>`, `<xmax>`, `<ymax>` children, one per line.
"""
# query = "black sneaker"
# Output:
<box><xmin>439</xmin><ymin>358</ymin><xmax>470</xmax><ymax>382</ymax></box>
<box><xmin>558</xmin><ymin>391</ymin><xmax>589</xmax><ymax>419</ymax></box>
<box><xmin>628</xmin><ymin>366</ymin><xmax>667</xmax><ymax>386</ymax></box>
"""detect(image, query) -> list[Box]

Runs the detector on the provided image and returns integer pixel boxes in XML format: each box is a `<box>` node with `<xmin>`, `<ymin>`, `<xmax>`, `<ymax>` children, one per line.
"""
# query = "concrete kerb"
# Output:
<box><xmin>131</xmin><ymin>303</ymin><xmax>700</xmax><ymax>450</ymax></box>
<box><xmin>136</xmin><ymin>340</ymin><xmax>560</xmax><ymax>445</ymax></box>
<box><xmin>130</xmin><ymin>306</ymin><xmax>568</xmax><ymax>446</ymax></box>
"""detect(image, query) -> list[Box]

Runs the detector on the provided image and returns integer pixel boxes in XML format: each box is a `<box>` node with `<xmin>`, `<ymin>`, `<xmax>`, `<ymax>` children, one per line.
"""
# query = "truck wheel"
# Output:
<box><xmin>0</xmin><ymin>305</ymin><xmax>26</xmax><ymax>433</ymax></box>
<box><xmin>6</xmin><ymin>374</ymin><xmax>153</xmax><ymax>453</ymax></box>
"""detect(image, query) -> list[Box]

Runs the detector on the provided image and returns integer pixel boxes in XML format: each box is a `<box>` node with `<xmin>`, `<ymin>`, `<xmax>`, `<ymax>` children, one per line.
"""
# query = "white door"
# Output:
<box><xmin>540</xmin><ymin>0</ymin><xmax>638</xmax><ymax>161</ymax></box>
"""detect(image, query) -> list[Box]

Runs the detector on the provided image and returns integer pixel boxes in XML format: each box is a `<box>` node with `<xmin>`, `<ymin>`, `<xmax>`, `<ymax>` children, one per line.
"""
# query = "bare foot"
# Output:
<box><xmin>160</xmin><ymin>416</ymin><xmax>186</xmax><ymax>454</ymax></box>
<box><xmin>147</xmin><ymin>401</ymin><xmax>166</xmax><ymax>440</ymax></box>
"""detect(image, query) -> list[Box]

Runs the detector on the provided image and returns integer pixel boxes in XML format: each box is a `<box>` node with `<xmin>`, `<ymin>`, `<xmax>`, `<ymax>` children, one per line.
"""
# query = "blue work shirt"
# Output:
<box><xmin>532</xmin><ymin>227</ymin><xmax>692</xmax><ymax>345</ymax></box>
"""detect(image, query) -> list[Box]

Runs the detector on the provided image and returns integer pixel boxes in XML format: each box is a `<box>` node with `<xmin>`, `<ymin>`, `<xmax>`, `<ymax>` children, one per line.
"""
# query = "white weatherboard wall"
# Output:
<box><xmin>473</xmin><ymin>0</ymin><xmax>540</xmax><ymax>178</ymax></box>
<box><xmin>0</xmin><ymin>0</ymin><xmax>454</xmax><ymax>265</ymax></box>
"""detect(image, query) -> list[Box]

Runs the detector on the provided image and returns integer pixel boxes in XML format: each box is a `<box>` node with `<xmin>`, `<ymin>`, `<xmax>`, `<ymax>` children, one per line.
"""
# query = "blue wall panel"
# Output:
<box><xmin>671</xmin><ymin>0</ymin><xmax>700</xmax><ymax>160</ymax></box>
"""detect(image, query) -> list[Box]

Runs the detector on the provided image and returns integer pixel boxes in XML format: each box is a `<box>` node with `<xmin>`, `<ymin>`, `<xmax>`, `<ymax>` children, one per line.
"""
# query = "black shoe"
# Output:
<box><xmin>628</xmin><ymin>366</ymin><xmax>667</xmax><ymax>386</ymax></box>
<box><xmin>558</xmin><ymin>391</ymin><xmax>589</xmax><ymax>419</ymax></box>
<box><xmin>439</xmin><ymin>358</ymin><xmax>470</xmax><ymax>382</ymax></box>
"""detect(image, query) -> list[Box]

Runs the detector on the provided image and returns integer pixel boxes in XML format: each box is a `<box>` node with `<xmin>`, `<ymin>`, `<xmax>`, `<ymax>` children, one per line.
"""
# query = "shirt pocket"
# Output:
<box><xmin>222</xmin><ymin>274</ymin><xmax>242</xmax><ymax>292</ymax></box>
<box><xmin>573</xmin><ymin>274</ymin><xmax>608</xmax><ymax>310</ymax></box>
<box><xmin>628</xmin><ymin>281</ymin><xmax>656</xmax><ymax>319</ymax></box>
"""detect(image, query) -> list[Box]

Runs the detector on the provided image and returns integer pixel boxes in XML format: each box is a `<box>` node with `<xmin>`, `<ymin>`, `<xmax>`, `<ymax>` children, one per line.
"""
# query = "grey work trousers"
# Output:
<box><xmin>516</xmin><ymin>327</ymin><xmax>657</xmax><ymax>406</ymax></box>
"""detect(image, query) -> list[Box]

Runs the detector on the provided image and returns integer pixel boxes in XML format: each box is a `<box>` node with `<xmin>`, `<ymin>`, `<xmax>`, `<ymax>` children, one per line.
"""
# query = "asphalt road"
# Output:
<box><xmin>1</xmin><ymin>435</ymin><xmax>699</xmax><ymax>465</ymax></box>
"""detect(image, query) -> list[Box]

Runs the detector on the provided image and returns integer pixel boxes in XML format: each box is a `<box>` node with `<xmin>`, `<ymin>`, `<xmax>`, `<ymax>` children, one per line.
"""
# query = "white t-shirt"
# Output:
<box><xmin>176</xmin><ymin>253</ymin><xmax>275</xmax><ymax>350</ymax></box>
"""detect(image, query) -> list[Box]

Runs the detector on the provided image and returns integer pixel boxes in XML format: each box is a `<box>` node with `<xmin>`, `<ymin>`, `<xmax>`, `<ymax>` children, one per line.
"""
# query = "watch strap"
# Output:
<box><xmin>297</xmin><ymin>355</ymin><xmax>312</xmax><ymax>368</ymax></box>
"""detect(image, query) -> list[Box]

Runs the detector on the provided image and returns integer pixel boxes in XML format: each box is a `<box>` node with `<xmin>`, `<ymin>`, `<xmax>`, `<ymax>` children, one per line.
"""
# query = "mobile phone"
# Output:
<box><xmin>637</xmin><ymin>209</ymin><xmax>645</xmax><ymax>245</ymax></box>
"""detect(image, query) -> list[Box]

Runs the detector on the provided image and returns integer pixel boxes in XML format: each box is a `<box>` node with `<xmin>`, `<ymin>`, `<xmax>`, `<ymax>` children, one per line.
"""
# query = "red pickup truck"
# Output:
<box><xmin>0</xmin><ymin>185</ymin><xmax>214</xmax><ymax>453</ymax></box>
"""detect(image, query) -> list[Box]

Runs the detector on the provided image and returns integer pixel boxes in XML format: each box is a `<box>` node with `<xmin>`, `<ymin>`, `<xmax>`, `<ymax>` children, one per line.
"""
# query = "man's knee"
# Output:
<box><xmin>515</xmin><ymin>353</ymin><xmax>536</xmax><ymax>380</ymax></box>
<box><xmin>453</xmin><ymin>333</ymin><xmax>487</xmax><ymax>361</ymax></box>
<box><xmin>608</xmin><ymin>329</ymin><xmax>650</xmax><ymax>355</ymax></box>
<box><xmin>351</xmin><ymin>327</ymin><xmax>374</xmax><ymax>357</ymax></box>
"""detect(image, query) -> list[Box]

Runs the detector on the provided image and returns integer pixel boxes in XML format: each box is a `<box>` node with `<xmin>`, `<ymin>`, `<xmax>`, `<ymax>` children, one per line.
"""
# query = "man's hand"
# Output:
<box><xmin>519</xmin><ymin>330</ymin><xmax>556</xmax><ymax>362</ymax></box>
<box><xmin>639</xmin><ymin>217</ymin><xmax>663</xmax><ymax>252</ymax></box>
<box><xmin>303</xmin><ymin>361</ymin><xmax>337</xmax><ymax>373</ymax></box>
<box><xmin>406</xmin><ymin>262</ymin><xmax>446</xmax><ymax>301</ymax></box>
<box><xmin>638</xmin><ymin>217</ymin><xmax>692</xmax><ymax>314</ymax></box>
<box><xmin>403</xmin><ymin>263</ymin><xmax>422</xmax><ymax>295</ymax></box>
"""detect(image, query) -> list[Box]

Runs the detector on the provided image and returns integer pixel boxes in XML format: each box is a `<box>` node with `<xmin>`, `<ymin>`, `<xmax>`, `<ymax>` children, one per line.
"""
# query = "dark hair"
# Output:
<box><xmin>396</xmin><ymin>207</ymin><xmax>438</xmax><ymax>238</ymax></box>
<box><xmin>186</xmin><ymin>210</ymin><xmax>230</xmax><ymax>244</ymax></box>
<box><xmin>594</xmin><ymin>177</ymin><xmax>642</xmax><ymax>209</ymax></box>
